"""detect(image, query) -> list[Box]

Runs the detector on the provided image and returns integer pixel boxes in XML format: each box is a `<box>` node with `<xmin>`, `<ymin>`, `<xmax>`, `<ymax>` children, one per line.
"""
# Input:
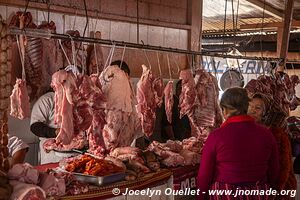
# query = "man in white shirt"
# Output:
<box><xmin>8</xmin><ymin>134</ymin><xmax>29</xmax><ymax>166</ymax></box>
<box><xmin>30</xmin><ymin>90</ymin><xmax>60</xmax><ymax>164</ymax></box>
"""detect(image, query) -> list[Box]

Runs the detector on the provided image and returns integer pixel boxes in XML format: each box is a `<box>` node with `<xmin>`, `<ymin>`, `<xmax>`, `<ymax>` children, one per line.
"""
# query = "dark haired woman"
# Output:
<box><xmin>197</xmin><ymin>87</ymin><xmax>279</xmax><ymax>200</ymax></box>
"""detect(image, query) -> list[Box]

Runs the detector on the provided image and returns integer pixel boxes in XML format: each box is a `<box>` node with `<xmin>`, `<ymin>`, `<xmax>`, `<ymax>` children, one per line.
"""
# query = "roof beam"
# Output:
<box><xmin>244</xmin><ymin>0</ymin><xmax>283</xmax><ymax>19</ymax></box>
<box><xmin>240</xmin><ymin>20</ymin><xmax>300</xmax><ymax>29</ymax></box>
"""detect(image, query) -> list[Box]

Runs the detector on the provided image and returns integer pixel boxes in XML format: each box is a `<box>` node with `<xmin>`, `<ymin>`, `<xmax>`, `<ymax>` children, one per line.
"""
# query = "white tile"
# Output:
<box><xmin>179</xmin><ymin>29</ymin><xmax>188</xmax><ymax>50</ymax></box>
<box><xmin>130</xmin><ymin>23</ymin><xmax>148</xmax><ymax>44</ymax></box>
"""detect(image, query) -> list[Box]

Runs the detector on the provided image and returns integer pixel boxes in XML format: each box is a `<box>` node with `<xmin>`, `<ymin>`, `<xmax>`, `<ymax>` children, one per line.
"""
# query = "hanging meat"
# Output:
<box><xmin>100</xmin><ymin>65</ymin><xmax>140</xmax><ymax>151</ymax></box>
<box><xmin>136</xmin><ymin>65</ymin><xmax>157</xmax><ymax>137</ymax></box>
<box><xmin>153</xmin><ymin>77</ymin><xmax>164</xmax><ymax>107</ymax></box>
<box><xmin>10</xmin><ymin>79</ymin><xmax>30</xmax><ymax>119</ymax></box>
<box><xmin>10</xmin><ymin>12</ymin><xmax>44</xmax><ymax>100</ymax></box>
<box><xmin>39</xmin><ymin>21</ymin><xmax>63</xmax><ymax>94</ymax></box>
<box><xmin>86</xmin><ymin>31</ymin><xmax>104</xmax><ymax>75</ymax></box>
<box><xmin>0</xmin><ymin>15</ymin><xmax>12</xmax><ymax>174</ymax></box>
<box><xmin>51</xmin><ymin>70</ymin><xmax>77</xmax><ymax>145</ymax></box>
<box><xmin>164</xmin><ymin>81</ymin><xmax>174</xmax><ymax>123</ymax></box>
<box><xmin>193</xmin><ymin>69</ymin><xmax>222</xmax><ymax>135</ymax></box>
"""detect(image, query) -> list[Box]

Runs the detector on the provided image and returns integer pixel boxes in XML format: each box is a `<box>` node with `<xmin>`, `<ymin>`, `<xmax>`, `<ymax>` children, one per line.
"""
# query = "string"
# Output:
<box><xmin>156</xmin><ymin>52</ymin><xmax>162</xmax><ymax>77</ymax></box>
<box><xmin>16</xmin><ymin>35</ymin><xmax>26</xmax><ymax>80</ymax></box>
<box><xmin>81</xmin><ymin>42</ymin><xmax>85</xmax><ymax>75</ymax></box>
<box><xmin>104</xmin><ymin>46</ymin><xmax>113</xmax><ymax>69</ymax></box>
<box><xmin>143</xmin><ymin>49</ymin><xmax>152</xmax><ymax>70</ymax></box>
<box><xmin>93</xmin><ymin>12</ymin><xmax>100</xmax><ymax>75</ymax></box>
<box><xmin>120</xmin><ymin>45</ymin><xmax>126</xmax><ymax>68</ymax></box>
<box><xmin>167</xmin><ymin>54</ymin><xmax>172</xmax><ymax>80</ymax></box>
<box><xmin>171</xmin><ymin>53</ymin><xmax>180</xmax><ymax>75</ymax></box>
<box><xmin>67</xmin><ymin>34</ymin><xmax>76</xmax><ymax>67</ymax></box>
<box><xmin>58</xmin><ymin>39</ymin><xmax>71</xmax><ymax>66</ymax></box>
<box><xmin>108</xmin><ymin>44</ymin><xmax>116</xmax><ymax>66</ymax></box>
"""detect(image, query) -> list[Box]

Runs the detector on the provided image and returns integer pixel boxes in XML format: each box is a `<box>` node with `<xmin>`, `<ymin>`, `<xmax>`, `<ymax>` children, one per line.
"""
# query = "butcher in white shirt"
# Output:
<box><xmin>8</xmin><ymin>134</ymin><xmax>29</xmax><ymax>167</ymax></box>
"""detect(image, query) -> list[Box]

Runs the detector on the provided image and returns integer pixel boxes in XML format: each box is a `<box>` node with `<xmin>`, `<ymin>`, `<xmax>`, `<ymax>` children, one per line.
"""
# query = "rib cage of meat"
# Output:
<box><xmin>136</xmin><ymin>65</ymin><xmax>157</xmax><ymax>137</ymax></box>
<box><xmin>164</xmin><ymin>81</ymin><xmax>174</xmax><ymax>123</ymax></box>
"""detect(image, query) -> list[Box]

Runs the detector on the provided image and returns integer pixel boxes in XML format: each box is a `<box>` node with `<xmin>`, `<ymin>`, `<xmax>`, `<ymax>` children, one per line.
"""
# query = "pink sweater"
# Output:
<box><xmin>197</xmin><ymin>115</ymin><xmax>279</xmax><ymax>199</ymax></box>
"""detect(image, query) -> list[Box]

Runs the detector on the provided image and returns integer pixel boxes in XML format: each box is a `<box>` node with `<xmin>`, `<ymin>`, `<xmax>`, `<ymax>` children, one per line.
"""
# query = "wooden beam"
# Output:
<box><xmin>0</xmin><ymin>0</ymin><xmax>192</xmax><ymax>30</ymax></box>
<box><xmin>240</xmin><ymin>20</ymin><xmax>300</xmax><ymax>29</ymax></box>
<box><xmin>187</xmin><ymin>0</ymin><xmax>202</xmax><ymax>51</ymax></box>
<box><xmin>244</xmin><ymin>0</ymin><xmax>283</xmax><ymax>19</ymax></box>
<box><xmin>278</xmin><ymin>0</ymin><xmax>294</xmax><ymax>72</ymax></box>
<box><xmin>187</xmin><ymin>0</ymin><xmax>202</xmax><ymax>69</ymax></box>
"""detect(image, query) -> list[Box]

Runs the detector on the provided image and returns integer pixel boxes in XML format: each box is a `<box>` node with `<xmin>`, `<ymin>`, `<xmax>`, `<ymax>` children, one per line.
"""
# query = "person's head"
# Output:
<box><xmin>248</xmin><ymin>93</ymin><xmax>268</xmax><ymax>123</ymax></box>
<box><xmin>175</xmin><ymin>80</ymin><xmax>182</xmax><ymax>97</ymax></box>
<box><xmin>110</xmin><ymin>60</ymin><xmax>130</xmax><ymax>76</ymax></box>
<box><xmin>220</xmin><ymin>87</ymin><xmax>250</xmax><ymax>119</ymax></box>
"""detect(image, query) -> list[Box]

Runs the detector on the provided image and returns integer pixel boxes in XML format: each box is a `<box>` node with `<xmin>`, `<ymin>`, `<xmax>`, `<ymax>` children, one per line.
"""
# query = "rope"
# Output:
<box><xmin>104</xmin><ymin>46</ymin><xmax>113</xmax><ymax>69</ymax></box>
<box><xmin>143</xmin><ymin>49</ymin><xmax>152</xmax><ymax>70</ymax></box>
<box><xmin>108</xmin><ymin>44</ymin><xmax>116</xmax><ymax>67</ymax></box>
<box><xmin>16</xmin><ymin>36</ymin><xmax>26</xmax><ymax>80</ymax></box>
<box><xmin>120</xmin><ymin>45</ymin><xmax>126</xmax><ymax>68</ymax></box>
<box><xmin>58</xmin><ymin>39</ymin><xmax>71</xmax><ymax>66</ymax></box>
<box><xmin>167</xmin><ymin>54</ymin><xmax>172</xmax><ymax>80</ymax></box>
<box><xmin>156</xmin><ymin>52</ymin><xmax>162</xmax><ymax>77</ymax></box>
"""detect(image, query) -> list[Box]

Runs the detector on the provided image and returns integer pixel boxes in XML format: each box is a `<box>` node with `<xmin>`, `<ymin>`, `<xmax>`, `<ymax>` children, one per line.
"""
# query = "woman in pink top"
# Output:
<box><xmin>197</xmin><ymin>87</ymin><xmax>279</xmax><ymax>200</ymax></box>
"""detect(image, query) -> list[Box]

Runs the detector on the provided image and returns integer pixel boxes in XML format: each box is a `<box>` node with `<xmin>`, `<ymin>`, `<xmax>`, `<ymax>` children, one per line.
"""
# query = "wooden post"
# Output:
<box><xmin>187</xmin><ymin>0</ymin><xmax>202</xmax><ymax>69</ymax></box>
<box><xmin>278</xmin><ymin>0</ymin><xmax>294</xmax><ymax>72</ymax></box>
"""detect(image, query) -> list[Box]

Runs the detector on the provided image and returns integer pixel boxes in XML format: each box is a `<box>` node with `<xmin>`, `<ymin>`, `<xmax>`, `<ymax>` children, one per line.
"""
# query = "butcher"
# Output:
<box><xmin>8</xmin><ymin>134</ymin><xmax>29</xmax><ymax>167</ymax></box>
<box><xmin>30</xmin><ymin>87</ymin><xmax>60</xmax><ymax>164</ymax></box>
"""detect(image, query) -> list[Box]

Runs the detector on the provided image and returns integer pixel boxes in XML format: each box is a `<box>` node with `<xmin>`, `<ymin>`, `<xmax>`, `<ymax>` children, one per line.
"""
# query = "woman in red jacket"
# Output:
<box><xmin>248</xmin><ymin>93</ymin><xmax>297</xmax><ymax>199</ymax></box>
<box><xmin>197</xmin><ymin>87</ymin><xmax>279</xmax><ymax>200</ymax></box>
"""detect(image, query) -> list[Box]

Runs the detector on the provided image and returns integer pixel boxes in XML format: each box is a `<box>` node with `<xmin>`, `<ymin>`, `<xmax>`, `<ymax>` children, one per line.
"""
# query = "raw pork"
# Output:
<box><xmin>8</xmin><ymin>163</ymin><xmax>39</xmax><ymax>185</ymax></box>
<box><xmin>39</xmin><ymin>172</ymin><xmax>66</xmax><ymax>197</ymax></box>
<box><xmin>9</xmin><ymin>180</ymin><xmax>46</xmax><ymax>200</ymax></box>
<box><xmin>51</xmin><ymin>70</ymin><xmax>77</xmax><ymax>145</ymax></box>
<box><xmin>164</xmin><ymin>81</ymin><xmax>174</xmax><ymax>123</ymax></box>
<box><xmin>136</xmin><ymin>65</ymin><xmax>157</xmax><ymax>137</ymax></box>
<box><xmin>153</xmin><ymin>77</ymin><xmax>164</xmax><ymax>107</ymax></box>
<box><xmin>179</xmin><ymin>149</ymin><xmax>200</xmax><ymax>166</ymax></box>
<box><xmin>100</xmin><ymin>65</ymin><xmax>139</xmax><ymax>151</ymax></box>
<box><xmin>182</xmin><ymin>137</ymin><xmax>203</xmax><ymax>154</ymax></box>
<box><xmin>10</xmin><ymin>79</ymin><xmax>30</xmax><ymax>119</ymax></box>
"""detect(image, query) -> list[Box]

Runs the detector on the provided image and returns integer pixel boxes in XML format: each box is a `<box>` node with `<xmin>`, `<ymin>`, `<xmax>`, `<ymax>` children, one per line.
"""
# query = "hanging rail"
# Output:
<box><xmin>9</xmin><ymin>27</ymin><xmax>282</xmax><ymax>62</ymax></box>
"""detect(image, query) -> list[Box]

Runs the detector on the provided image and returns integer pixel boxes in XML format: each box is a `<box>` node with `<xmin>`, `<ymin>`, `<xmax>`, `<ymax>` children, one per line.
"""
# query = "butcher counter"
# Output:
<box><xmin>35</xmin><ymin>163</ymin><xmax>199</xmax><ymax>200</ymax></box>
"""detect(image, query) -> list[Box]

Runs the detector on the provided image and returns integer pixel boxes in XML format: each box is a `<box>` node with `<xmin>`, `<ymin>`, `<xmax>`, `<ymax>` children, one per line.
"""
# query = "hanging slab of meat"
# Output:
<box><xmin>193</xmin><ymin>69</ymin><xmax>220</xmax><ymax>128</ymax></box>
<box><xmin>153</xmin><ymin>77</ymin><xmax>164</xmax><ymax>107</ymax></box>
<box><xmin>164</xmin><ymin>81</ymin><xmax>174</xmax><ymax>123</ymax></box>
<box><xmin>100</xmin><ymin>65</ymin><xmax>138</xmax><ymax>151</ymax></box>
<box><xmin>179</xmin><ymin>69</ymin><xmax>198</xmax><ymax>119</ymax></box>
<box><xmin>10</xmin><ymin>79</ymin><xmax>30</xmax><ymax>119</ymax></box>
<box><xmin>9</xmin><ymin>180</ymin><xmax>46</xmax><ymax>200</ymax></box>
<box><xmin>136</xmin><ymin>65</ymin><xmax>157</xmax><ymax>137</ymax></box>
<box><xmin>51</xmin><ymin>70</ymin><xmax>77</xmax><ymax>145</ymax></box>
<box><xmin>8</xmin><ymin>163</ymin><xmax>39</xmax><ymax>185</ymax></box>
<box><xmin>87</xmin><ymin>31</ymin><xmax>104</xmax><ymax>75</ymax></box>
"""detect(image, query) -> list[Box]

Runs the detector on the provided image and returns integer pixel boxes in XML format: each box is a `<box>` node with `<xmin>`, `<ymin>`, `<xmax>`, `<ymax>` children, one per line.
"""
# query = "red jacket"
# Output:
<box><xmin>197</xmin><ymin>115</ymin><xmax>279</xmax><ymax>199</ymax></box>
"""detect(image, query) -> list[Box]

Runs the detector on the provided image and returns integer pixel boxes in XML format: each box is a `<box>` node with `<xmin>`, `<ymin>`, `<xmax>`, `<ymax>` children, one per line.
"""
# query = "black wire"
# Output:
<box><xmin>234</xmin><ymin>0</ymin><xmax>240</xmax><ymax>47</ymax></box>
<box><xmin>260</xmin><ymin>0</ymin><xmax>266</xmax><ymax>57</ymax></box>
<box><xmin>222</xmin><ymin>0</ymin><xmax>228</xmax><ymax>50</ymax></box>
<box><xmin>24</xmin><ymin>0</ymin><xmax>29</xmax><ymax>13</ymax></box>
<box><xmin>82</xmin><ymin>0</ymin><xmax>88</xmax><ymax>38</ymax></box>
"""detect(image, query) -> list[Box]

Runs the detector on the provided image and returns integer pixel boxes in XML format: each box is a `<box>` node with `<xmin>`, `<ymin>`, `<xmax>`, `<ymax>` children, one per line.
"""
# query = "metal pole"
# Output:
<box><xmin>9</xmin><ymin>27</ymin><xmax>282</xmax><ymax>62</ymax></box>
